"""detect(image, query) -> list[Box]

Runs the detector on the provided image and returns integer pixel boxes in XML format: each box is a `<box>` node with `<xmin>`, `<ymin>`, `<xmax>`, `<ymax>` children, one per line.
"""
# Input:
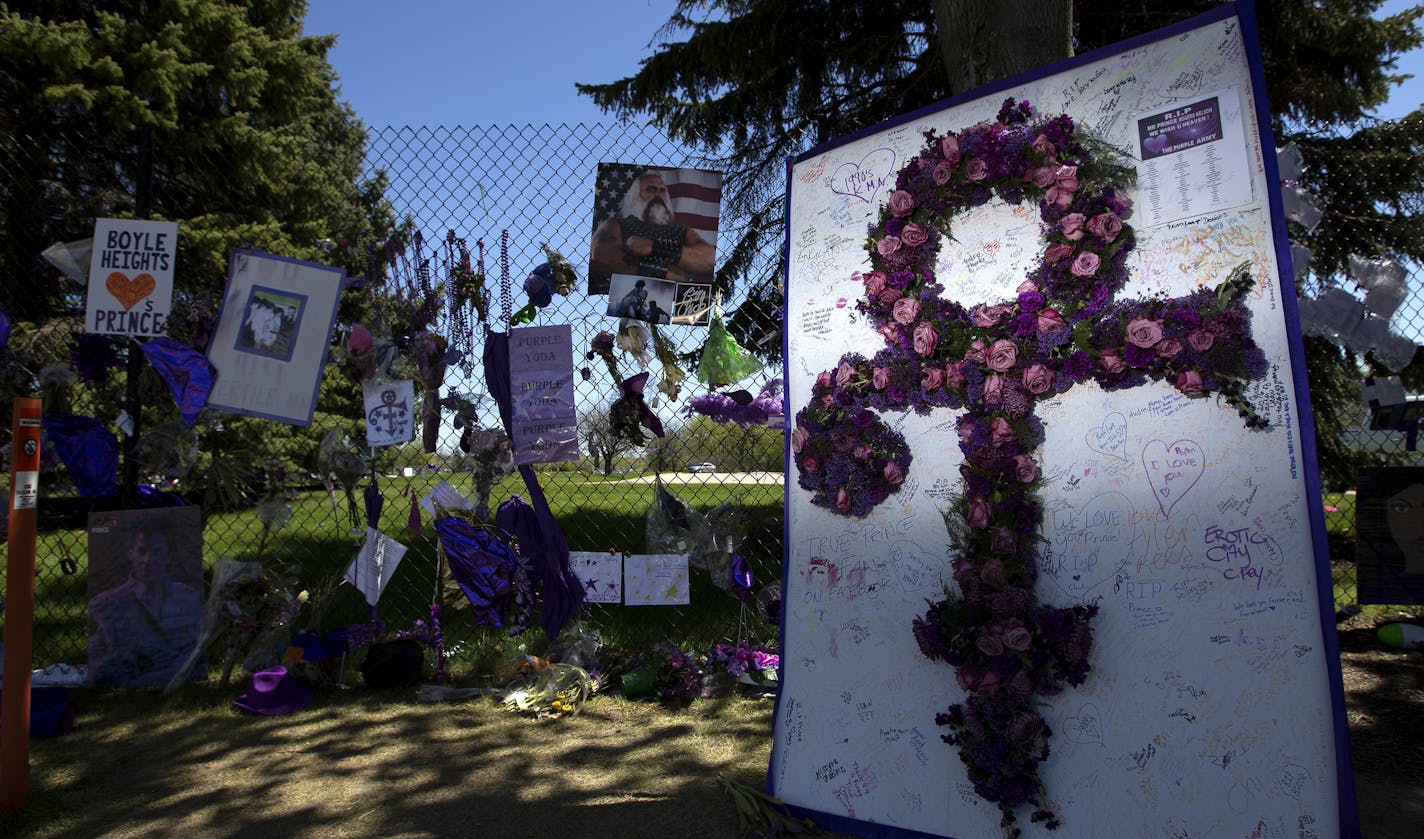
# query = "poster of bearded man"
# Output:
<box><xmin>588</xmin><ymin>163</ymin><xmax>722</xmax><ymax>325</ymax></box>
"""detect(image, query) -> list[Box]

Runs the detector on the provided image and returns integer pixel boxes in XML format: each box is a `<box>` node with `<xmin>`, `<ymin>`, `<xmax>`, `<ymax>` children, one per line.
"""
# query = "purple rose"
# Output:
<box><xmin>1054</xmin><ymin>164</ymin><xmax>1080</xmax><ymax>190</ymax></box>
<box><xmin>921</xmin><ymin>366</ymin><xmax>944</xmax><ymax>390</ymax></box>
<box><xmin>986</xmin><ymin>338</ymin><xmax>1018</xmax><ymax>372</ymax></box>
<box><xmin>887</xmin><ymin>189</ymin><xmax>915</xmax><ymax>218</ymax></box>
<box><xmin>1037</xmin><ymin>307</ymin><xmax>1067</xmax><ymax>333</ymax></box>
<box><xmin>892</xmin><ymin>297</ymin><xmax>920</xmax><ymax>325</ymax></box>
<box><xmin>1087</xmin><ymin>211</ymin><xmax>1124</xmax><ymax>242</ymax></box>
<box><xmin>940</xmin><ymin>135</ymin><xmax>962</xmax><ymax>165</ymax></box>
<box><xmin>1187</xmin><ymin>328</ymin><xmax>1214</xmax><ymax>352</ymax></box>
<box><xmin>980</xmin><ymin>558</ymin><xmax>1008</xmax><ymax>588</ymax></box>
<box><xmin>791</xmin><ymin>426</ymin><xmax>809</xmax><ymax>454</ymax></box>
<box><xmin>1022</xmin><ymin>363</ymin><xmax>1053</xmax><ymax>394</ymax></box>
<box><xmin>912</xmin><ymin>321</ymin><xmax>938</xmax><ymax>357</ymax></box>
<box><xmin>1155</xmin><ymin>338</ymin><xmax>1184</xmax><ymax>359</ymax></box>
<box><xmin>1070</xmin><ymin>251</ymin><xmax>1101</xmax><ymax>277</ymax></box>
<box><xmin>976</xmin><ymin>634</ymin><xmax>1005</xmax><ymax>658</ymax></box>
<box><xmin>872</xmin><ymin>366</ymin><xmax>889</xmax><ymax>390</ymax></box>
<box><xmin>1003</xmin><ymin>619</ymin><xmax>1033</xmax><ymax>652</ymax></box>
<box><xmin>944</xmin><ymin>361</ymin><xmax>967</xmax><ymax>389</ymax></box>
<box><xmin>1031</xmin><ymin>134</ymin><xmax>1056</xmax><ymax>158</ymax></box>
<box><xmin>901</xmin><ymin>223</ymin><xmax>930</xmax><ymax>248</ymax></box>
<box><xmin>964</xmin><ymin>340</ymin><xmax>987</xmax><ymax>363</ymax></box>
<box><xmin>863</xmin><ymin>270</ymin><xmax>887</xmax><ymax>296</ymax></box>
<box><xmin>964</xmin><ymin>157</ymin><xmax>989</xmax><ymax>181</ymax></box>
<box><xmin>1030</xmin><ymin>165</ymin><xmax>1056</xmax><ymax>188</ymax></box>
<box><xmin>1016</xmin><ymin>279</ymin><xmax>1039</xmax><ymax>294</ymax></box>
<box><xmin>1044</xmin><ymin>243</ymin><xmax>1074</xmax><ymax>265</ymax></box>
<box><xmin>835</xmin><ymin>488</ymin><xmax>851</xmax><ymax>513</ymax></box>
<box><xmin>879</xmin><ymin>322</ymin><xmax>901</xmax><ymax>344</ymax></box>
<box><xmin>989</xmin><ymin>417</ymin><xmax>1014</xmax><ymax>445</ymax></box>
<box><xmin>1013</xmin><ymin>454</ymin><xmax>1040</xmax><ymax>482</ymax></box>
<box><xmin>1100</xmin><ymin>349</ymin><xmax>1127</xmax><ymax>373</ymax></box>
<box><xmin>1176</xmin><ymin>369</ymin><xmax>1205</xmax><ymax>396</ymax></box>
<box><xmin>1125</xmin><ymin>317</ymin><xmax>1165</xmax><ymax>348</ymax></box>
<box><xmin>983</xmin><ymin>373</ymin><xmax>1005</xmax><ymax>404</ymax></box>
<box><xmin>836</xmin><ymin>360</ymin><xmax>856</xmax><ymax>385</ymax></box>
<box><xmin>801</xmin><ymin>455</ymin><xmax>819</xmax><ymax>473</ymax></box>
<box><xmin>877</xmin><ymin>235</ymin><xmax>902</xmax><ymax>256</ymax></box>
<box><xmin>1045</xmin><ymin>185</ymin><xmax>1074</xmax><ymax>210</ymax></box>
<box><xmin>1060</xmin><ymin>213</ymin><xmax>1087</xmax><ymax>241</ymax></box>
<box><xmin>878</xmin><ymin>287</ymin><xmax>903</xmax><ymax>305</ymax></box>
<box><xmin>932</xmin><ymin>161</ymin><xmax>954</xmax><ymax>185</ymax></box>
<box><xmin>883</xmin><ymin>461</ymin><xmax>904</xmax><ymax>485</ymax></box>
<box><xmin>815</xmin><ymin>370</ymin><xmax>833</xmax><ymax>390</ymax></box>
<box><xmin>967</xmin><ymin>496</ymin><xmax>991</xmax><ymax>529</ymax></box>
<box><xmin>990</xmin><ymin>527</ymin><xmax>1018</xmax><ymax>556</ymax></box>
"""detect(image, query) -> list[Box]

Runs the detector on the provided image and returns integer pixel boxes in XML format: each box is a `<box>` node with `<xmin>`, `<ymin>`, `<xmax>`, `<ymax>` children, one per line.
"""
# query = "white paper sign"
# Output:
<box><xmin>343</xmin><ymin>527</ymin><xmax>409</xmax><ymax>607</ymax></box>
<box><xmin>363</xmin><ymin>380</ymin><xmax>416</xmax><ymax>447</ymax></box>
<box><xmin>623</xmin><ymin>554</ymin><xmax>689</xmax><ymax>606</ymax></box>
<box><xmin>569</xmin><ymin>550</ymin><xmax>623</xmax><ymax>604</ymax></box>
<box><xmin>1132</xmin><ymin>87</ymin><xmax>1254</xmax><ymax>227</ymax></box>
<box><xmin>85</xmin><ymin>218</ymin><xmax>178</xmax><ymax>336</ymax></box>
<box><xmin>509</xmin><ymin>324</ymin><xmax>579</xmax><ymax>464</ymax></box>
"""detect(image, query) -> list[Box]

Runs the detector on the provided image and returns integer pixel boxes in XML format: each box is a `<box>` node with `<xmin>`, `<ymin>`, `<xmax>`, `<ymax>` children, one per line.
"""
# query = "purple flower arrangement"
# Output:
<box><xmin>792</xmin><ymin>98</ymin><xmax>1272</xmax><ymax>833</ymax></box>
<box><xmin>652</xmin><ymin>643</ymin><xmax>702</xmax><ymax>702</ymax></box>
<box><xmin>710</xmin><ymin>642</ymin><xmax>780</xmax><ymax>679</ymax></box>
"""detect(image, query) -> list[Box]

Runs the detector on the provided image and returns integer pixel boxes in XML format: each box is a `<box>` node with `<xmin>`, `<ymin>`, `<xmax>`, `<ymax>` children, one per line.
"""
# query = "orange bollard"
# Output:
<box><xmin>1</xmin><ymin>396</ymin><xmax>42</xmax><ymax>815</ymax></box>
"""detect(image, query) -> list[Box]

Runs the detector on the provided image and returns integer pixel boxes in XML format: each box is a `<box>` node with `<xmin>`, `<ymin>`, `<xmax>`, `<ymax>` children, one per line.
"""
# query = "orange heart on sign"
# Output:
<box><xmin>105</xmin><ymin>272</ymin><xmax>155</xmax><ymax>311</ymax></box>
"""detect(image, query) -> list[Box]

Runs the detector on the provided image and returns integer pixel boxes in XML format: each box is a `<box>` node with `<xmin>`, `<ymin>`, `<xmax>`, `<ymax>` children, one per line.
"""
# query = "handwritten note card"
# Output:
<box><xmin>623</xmin><ymin>554</ymin><xmax>689</xmax><ymax>606</ymax></box>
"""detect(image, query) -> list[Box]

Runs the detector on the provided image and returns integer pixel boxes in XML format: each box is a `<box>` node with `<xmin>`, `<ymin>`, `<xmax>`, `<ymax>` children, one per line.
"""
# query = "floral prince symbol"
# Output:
<box><xmin>792</xmin><ymin>99</ymin><xmax>1270</xmax><ymax>834</ymax></box>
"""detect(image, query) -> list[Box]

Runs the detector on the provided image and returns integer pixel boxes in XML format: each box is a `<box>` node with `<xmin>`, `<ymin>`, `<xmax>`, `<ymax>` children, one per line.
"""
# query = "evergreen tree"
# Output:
<box><xmin>579</xmin><ymin>0</ymin><xmax>1424</xmax><ymax>487</ymax></box>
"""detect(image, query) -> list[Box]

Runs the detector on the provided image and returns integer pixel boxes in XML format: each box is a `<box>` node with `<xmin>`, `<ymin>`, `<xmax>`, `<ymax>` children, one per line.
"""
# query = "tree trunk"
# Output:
<box><xmin>933</xmin><ymin>0</ymin><xmax>1073</xmax><ymax>97</ymax></box>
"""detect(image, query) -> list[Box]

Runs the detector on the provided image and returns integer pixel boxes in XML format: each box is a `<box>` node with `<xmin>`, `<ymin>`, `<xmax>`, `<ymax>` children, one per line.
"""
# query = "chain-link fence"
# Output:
<box><xmin>2</xmin><ymin>117</ymin><xmax>1421</xmax><ymax>679</ymax></box>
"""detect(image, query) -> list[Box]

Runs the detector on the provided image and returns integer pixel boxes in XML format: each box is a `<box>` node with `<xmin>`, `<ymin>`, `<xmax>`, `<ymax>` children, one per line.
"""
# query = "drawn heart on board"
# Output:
<box><xmin>1141</xmin><ymin>438</ymin><xmax>1205</xmax><ymax>518</ymax></box>
<box><xmin>1085</xmin><ymin>412</ymin><xmax>1128</xmax><ymax>461</ymax></box>
<box><xmin>106</xmin><ymin>272</ymin><xmax>155</xmax><ymax>311</ymax></box>
<box><xmin>1044</xmin><ymin>491</ymin><xmax>1132</xmax><ymax>601</ymax></box>
<box><xmin>829</xmin><ymin>148</ymin><xmax>896</xmax><ymax>203</ymax></box>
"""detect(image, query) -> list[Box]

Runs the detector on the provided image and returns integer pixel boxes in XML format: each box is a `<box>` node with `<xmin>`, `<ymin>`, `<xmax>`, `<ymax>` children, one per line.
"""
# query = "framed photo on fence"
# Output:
<box><xmin>205</xmin><ymin>249</ymin><xmax>345</xmax><ymax>425</ymax></box>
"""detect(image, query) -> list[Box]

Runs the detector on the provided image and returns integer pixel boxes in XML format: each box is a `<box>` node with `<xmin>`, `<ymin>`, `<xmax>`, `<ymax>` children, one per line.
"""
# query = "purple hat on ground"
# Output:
<box><xmin>233</xmin><ymin>666</ymin><xmax>313</xmax><ymax>716</ymax></box>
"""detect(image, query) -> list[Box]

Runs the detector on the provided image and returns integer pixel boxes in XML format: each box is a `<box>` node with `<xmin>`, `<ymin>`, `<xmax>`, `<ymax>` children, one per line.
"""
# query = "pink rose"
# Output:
<box><xmin>964</xmin><ymin>340</ymin><xmax>987</xmax><ymax>363</ymax></box>
<box><xmin>977</xmin><ymin>634</ymin><xmax>1005</xmax><ymax>658</ymax></box>
<box><xmin>836</xmin><ymin>360</ymin><xmax>856</xmax><ymax>385</ymax></box>
<box><xmin>972</xmin><ymin>304</ymin><xmax>1008</xmax><ymax>327</ymax></box>
<box><xmin>1099</xmin><ymin>349</ymin><xmax>1127</xmax><ymax>373</ymax></box>
<box><xmin>977</xmin><ymin>670</ymin><xmax>1001</xmax><ymax>697</ymax></box>
<box><xmin>854</xmin><ymin>444</ymin><xmax>873</xmax><ymax>461</ymax></box>
<box><xmin>1156</xmin><ymin>338</ymin><xmax>1183</xmax><ymax>359</ymax></box>
<box><xmin>791</xmin><ymin>425</ymin><xmax>809</xmax><ymax>454</ymax></box>
<box><xmin>1030</xmin><ymin>166</ymin><xmax>1057</xmax><ymax>188</ymax></box>
<box><xmin>1003</xmin><ymin>620</ymin><xmax>1033</xmax><ymax>652</ymax></box>
<box><xmin>1031</xmin><ymin>134</ymin><xmax>1056</xmax><ymax>158</ymax></box>
<box><xmin>1045</xmin><ymin>185</ymin><xmax>1074</xmax><ymax>210</ymax></box>
<box><xmin>957</xmin><ymin>419</ymin><xmax>975</xmax><ymax>445</ymax></box>
<box><xmin>1016</xmin><ymin>280</ymin><xmax>1039</xmax><ymax>295</ymax></box>
<box><xmin>990</xmin><ymin>527</ymin><xmax>1018</xmax><ymax>556</ymax></box>
<box><xmin>1087</xmin><ymin>211</ymin><xmax>1124</xmax><ymax>242</ymax></box>
<box><xmin>932</xmin><ymin>161</ymin><xmax>954</xmax><ymax>185</ymax></box>
<box><xmin>1125</xmin><ymin>317</ymin><xmax>1165</xmax><ymax>348</ymax></box>
<box><xmin>1187</xmin><ymin>328</ymin><xmax>1214</xmax><ymax>352</ymax></box>
<box><xmin>980</xmin><ymin>558</ymin><xmax>1008</xmax><ymax>588</ymax></box>
<box><xmin>863</xmin><ymin>270</ymin><xmax>887</xmax><ymax>296</ymax></box>
<box><xmin>983</xmin><ymin>373</ymin><xmax>1005</xmax><ymax>404</ymax></box>
<box><xmin>1070</xmin><ymin>250</ymin><xmax>1101</xmax><ymax>277</ymax></box>
<box><xmin>835</xmin><ymin>489</ymin><xmax>852</xmax><ymax>513</ymax></box>
<box><xmin>986</xmin><ymin>338</ymin><xmax>1018</xmax><ymax>372</ymax></box>
<box><xmin>964</xmin><ymin>158</ymin><xmax>989</xmax><ymax>181</ymax></box>
<box><xmin>1013</xmin><ymin>454</ymin><xmax>1040</xmax><ymax>483</ymax></box>
<box><xmin>872</xmin><ymin>366</ymin><xmax>889</xmax><ymax>390</ymax></box>
<box><xmin>944</xmin><ymin>361</ymin><xmax>967</xmax><ymax>389</ymax></box>
<box><xmin>816</xmin><ymin>370</ymin><xmax>834</xmax><ymax>390</ymax></box>
<box><xmin>1044</xmin><ymin>243</ymin><xmax>1074</xmax><ymax>265</ymax></box>
<box><xmin>1054</xmin><ymin>164</ymin><xmax>1080</xmax><ymax>190</ymax></box>
<box><xmin>802</xmin><ymin>456</ymin><xmax>819</xmax><ymax>473</ymax></box>
<box><xmin>921</xmin><ymin>366</ymin><xmax>944</xmax><ymax>390</ymax></box>
<box><xmin>879</xmin><ymin>323</ymin><xmax>901</xmax><ymax>344</ymax></box>
<box><xmin>887</xmin><ymin>189</ymin><xmax>915</xmax><ymax>218</ymax></box>
<box><xmin>878</xmin><ymin>287</ymin><xmax>903</xmax><ymax>305</ymax></box>
<box><xmin>956</xmin><ymin>668</ymin><xmax>980</xmax><ymax>693</ymax></box>
<box><xmin>883</xmin><ymin>461</ymin><xmax>904</xmax><ymax>485</ymax></box>
<box><xmin>1037</xmin><ymin>308</ymin><xmax>1067</xmax><ymax>333</ymax></box>
<box><xmin>347</xmin><ymin>323</ymin><xmax>373</xmax><ymax>354</ymax></box>
<box><xmin>1060</xmin><ymin>213</ymin><xmax>1087</xmax><ymax>241</ymax></box>
<box><xmin>940</xmin><ymin>135</ymin><xmax>961</xmax><ymax>165</ymax></box>
<box><xmin>989</xmin><ymin>417</ymin><xmax>1014</xmax><ymax>445</ymax></box>
<box><xmin>1176</xmin><ymin>370</ymin><xmax>1205</xmax><ymax>396</ymax></box>
<box><xmin>913</xmin><ymin>321</ymin><xmax>938</xmax><ymax>357</ymax></box>
<box><xmin>901</xmin><ymin>223</ymin><xmax>930</xmax><ymax>248</ymax></box>
<box><xmin>967</xmin><ymin>497</ymin><xmax>991</xmax><ymax>529</ymax></box>
<box><xmin>1022</xmin><ymin>363</ymin><xmax>1054</xmax><ymax>394</ymax></box>
<box><xmin>892</xmin><ymin>297</ymin><xmax>920</xmax><ymax>325</ymax></box>
<box><xmin>877</xmin><ymin>235</ymin><xmax>901</xmax><ymax>256</ymax></box>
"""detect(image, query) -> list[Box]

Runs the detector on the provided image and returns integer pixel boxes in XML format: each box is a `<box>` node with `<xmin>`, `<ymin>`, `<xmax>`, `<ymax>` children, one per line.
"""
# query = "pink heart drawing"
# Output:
<box><xmin>1141</xmin><ymin>439</ymin><xmax>1205</xmax><ymax>518</ymax></box>
<box><xmin>829</xmin><ymin>148</ymin><xmax>896</xmax><ymax>203</ymax></box>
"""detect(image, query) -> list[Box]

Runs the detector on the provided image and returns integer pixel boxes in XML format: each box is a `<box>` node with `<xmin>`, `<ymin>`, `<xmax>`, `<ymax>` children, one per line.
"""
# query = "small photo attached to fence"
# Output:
<box><xmin>86</xmin><ymin>506</ymin><xmax>205</xmax><ymax>689</ymax></box>
<box><xmin>1356</xmin><ymin>466</ymin><xmax>1424</xmax><ymax>604</ymax></box>
<box><xmin>235</xmin><ymin>284</ymin><xmax>306</xmax><ymax>361</ymax></box>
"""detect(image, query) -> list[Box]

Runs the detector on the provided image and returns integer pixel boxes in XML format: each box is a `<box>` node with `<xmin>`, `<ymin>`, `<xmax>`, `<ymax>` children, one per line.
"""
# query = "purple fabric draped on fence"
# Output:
<box><xmin>483</xmin><ymin>331</ymin><xmax>584</xmax><ymax>638</ymax></box>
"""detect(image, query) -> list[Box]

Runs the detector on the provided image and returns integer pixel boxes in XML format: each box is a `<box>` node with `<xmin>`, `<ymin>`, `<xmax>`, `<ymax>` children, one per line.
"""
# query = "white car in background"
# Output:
<box><xmin>688</xmin><ymin>462</ymin><xmax>717</xmax><ymax>473</ymax></box>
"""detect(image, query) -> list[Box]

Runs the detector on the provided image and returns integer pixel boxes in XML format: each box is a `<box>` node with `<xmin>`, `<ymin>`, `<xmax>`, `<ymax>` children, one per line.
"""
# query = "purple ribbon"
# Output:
<box><xmin>140</xmin><ymin>337</ymin><xmax>217</xmax><ymax>427</ymax></box>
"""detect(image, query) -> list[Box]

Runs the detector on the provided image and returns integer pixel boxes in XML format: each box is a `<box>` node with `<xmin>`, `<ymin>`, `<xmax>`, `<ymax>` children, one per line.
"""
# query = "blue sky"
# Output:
<box><xmin>305</xmin><ymin>1</ymin><xmax>1424</xmax><ymax>127</ymax></box>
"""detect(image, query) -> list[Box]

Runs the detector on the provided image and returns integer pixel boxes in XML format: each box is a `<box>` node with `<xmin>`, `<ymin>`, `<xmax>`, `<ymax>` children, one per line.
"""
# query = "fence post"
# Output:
<box><xmin>1</xmin><ymin>396</ymin><xmax>43</xmax><ymax>815</ymax></box>
<box><xmin>121</xmin><ymin>126</ymin><xmax>154</xmax><ymax>505</ymax></box>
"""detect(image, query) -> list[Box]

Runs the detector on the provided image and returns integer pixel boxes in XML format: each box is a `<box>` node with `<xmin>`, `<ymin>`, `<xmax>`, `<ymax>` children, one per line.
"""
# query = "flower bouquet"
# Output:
<box><xmin>710</xmin><ymin>642</ymin><xmax>780</xmax><ymax>687</ymax></box>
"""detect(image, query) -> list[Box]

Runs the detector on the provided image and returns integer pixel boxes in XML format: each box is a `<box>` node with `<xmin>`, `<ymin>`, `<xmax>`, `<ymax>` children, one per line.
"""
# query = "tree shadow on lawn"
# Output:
<box><xmin>14</xmin><ymin>686</ymin><xmax>782</xmax><ymax>839</ymax></box>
